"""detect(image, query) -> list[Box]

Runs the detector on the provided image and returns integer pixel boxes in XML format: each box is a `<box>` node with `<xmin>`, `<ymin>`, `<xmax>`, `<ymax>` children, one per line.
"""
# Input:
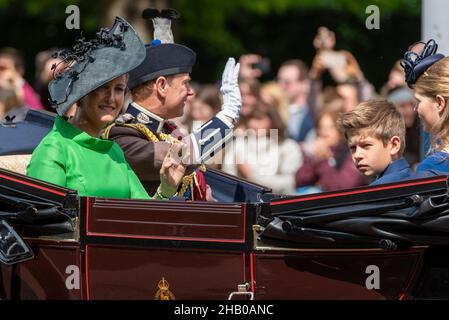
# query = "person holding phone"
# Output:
<box><xmin>309</xmin><ymin>26</ymin><xmax>375</xmax><ymax>114</ymax></box>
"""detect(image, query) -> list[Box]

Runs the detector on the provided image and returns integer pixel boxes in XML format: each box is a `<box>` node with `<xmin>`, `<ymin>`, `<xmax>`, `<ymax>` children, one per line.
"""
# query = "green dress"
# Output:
<box><xmin>27</xmin><ymin>116</ymin><xmax>150</xmax><ymax>199</ymax></box>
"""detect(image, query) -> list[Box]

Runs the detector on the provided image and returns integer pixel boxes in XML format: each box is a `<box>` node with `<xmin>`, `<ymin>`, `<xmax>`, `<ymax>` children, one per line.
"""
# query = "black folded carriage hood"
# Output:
<box><xmin>0</xmin><ymin>168</ymin><xmax>77</xmax><ymax>265</ymax></box>
<box><xmin>260</xmin><ymin>176</ymin><xmax>449</xmax><ymax>249</ymax></box>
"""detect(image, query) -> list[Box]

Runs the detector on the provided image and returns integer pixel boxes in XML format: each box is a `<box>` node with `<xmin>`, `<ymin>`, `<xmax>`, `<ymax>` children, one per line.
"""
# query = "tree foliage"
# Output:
<box><xmin>174</xmin><ymin>0</ymin><xmax>420</xmax><ymax>54</ymax></box>
<box><xmin>0</xmin><ymin>0</ymin><xmax>421</xmax><ymax>86</ymax></box>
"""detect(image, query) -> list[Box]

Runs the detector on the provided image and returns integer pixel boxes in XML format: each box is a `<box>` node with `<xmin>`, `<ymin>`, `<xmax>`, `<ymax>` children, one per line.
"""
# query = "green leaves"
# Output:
<box><xmin>173</xmin><ymin>0</ymin><xmax>419</xmax><ymax>57</ymax></box>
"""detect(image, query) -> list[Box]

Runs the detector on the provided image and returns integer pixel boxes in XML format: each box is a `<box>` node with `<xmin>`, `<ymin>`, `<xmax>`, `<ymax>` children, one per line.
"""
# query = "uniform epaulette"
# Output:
<box><xmin>115</xmin><ymin>113</ymin><xmax>135</xmax><ymax>125</ymax></box>
<box><xmin>103</xmin><ymin>113</ymin><xmax>135</xmax><ymax>139</ymax></box>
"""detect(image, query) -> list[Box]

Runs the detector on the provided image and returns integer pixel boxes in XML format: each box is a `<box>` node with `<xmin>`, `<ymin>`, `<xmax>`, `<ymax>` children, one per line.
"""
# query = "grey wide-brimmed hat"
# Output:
<box><xmin>48</xmin><ymin>16</ymin><xmax>146</xmax><ymax>116</ymax></box>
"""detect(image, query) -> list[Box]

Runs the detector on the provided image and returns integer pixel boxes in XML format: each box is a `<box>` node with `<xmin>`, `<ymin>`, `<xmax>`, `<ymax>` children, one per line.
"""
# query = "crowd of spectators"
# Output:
<box><xmin>0</xmin><ymin>26</ymin><xmax>423</xmax><ymax>195</ymax></box>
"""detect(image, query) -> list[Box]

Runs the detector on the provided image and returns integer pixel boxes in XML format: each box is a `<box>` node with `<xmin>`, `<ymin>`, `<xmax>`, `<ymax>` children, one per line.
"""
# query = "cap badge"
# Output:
<box><xmin>137</xmin><ymin>112</ymin><xmax>152</xmax><ymax>124</ymax></box>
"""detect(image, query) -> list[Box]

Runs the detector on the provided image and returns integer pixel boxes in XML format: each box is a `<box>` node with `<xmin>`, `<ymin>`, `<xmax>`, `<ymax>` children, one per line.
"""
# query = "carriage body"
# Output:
<box><xmin>1</xmin><ymin>110</ymin><xmax>449</xmax><ymax>300</ymax></box>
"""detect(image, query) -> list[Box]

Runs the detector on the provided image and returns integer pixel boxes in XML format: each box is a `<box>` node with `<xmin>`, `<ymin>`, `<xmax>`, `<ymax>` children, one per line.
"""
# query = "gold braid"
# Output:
<box><xmin>104</xmin><ymin>122</ymin><xmax>206</xmax><ymax>200</ymax></box>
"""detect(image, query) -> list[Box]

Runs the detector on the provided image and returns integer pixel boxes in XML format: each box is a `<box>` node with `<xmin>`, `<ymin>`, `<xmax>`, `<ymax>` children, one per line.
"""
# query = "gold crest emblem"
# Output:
<box><xmin>137</xmin><ymin>112</ymin><xmax>151</xmax><ymax>124</ymax></box>
<box><xmin>154</xmin><ymin>277</ymin><xmax>175</xmax><ymax>300</ymax></box>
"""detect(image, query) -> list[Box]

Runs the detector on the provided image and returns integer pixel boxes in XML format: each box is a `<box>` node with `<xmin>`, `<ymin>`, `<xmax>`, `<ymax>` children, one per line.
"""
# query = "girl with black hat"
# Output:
<box><xmin>401</xmin><ymin>39</ymin><xmax>449</xmax><ymax>173</ymax></box>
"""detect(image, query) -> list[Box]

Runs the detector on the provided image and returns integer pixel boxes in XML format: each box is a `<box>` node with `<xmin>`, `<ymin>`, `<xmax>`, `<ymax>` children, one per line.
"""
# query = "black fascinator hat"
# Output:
<box><xmin>401</xmin><ymin>39</ymin><xmax>445</xmax><ymax>88</ymax></box>
<box><xmin>48</xmin><ymin>17</ymin><xmax>146</xmax><ymax>116</ymax></box>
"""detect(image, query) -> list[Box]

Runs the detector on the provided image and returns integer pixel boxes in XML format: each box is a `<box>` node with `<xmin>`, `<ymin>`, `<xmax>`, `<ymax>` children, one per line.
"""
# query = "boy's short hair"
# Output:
<box><xmin>337</xmin><ymin>99</ymin><xmax>406</xmax><ymax>155</ymax></box>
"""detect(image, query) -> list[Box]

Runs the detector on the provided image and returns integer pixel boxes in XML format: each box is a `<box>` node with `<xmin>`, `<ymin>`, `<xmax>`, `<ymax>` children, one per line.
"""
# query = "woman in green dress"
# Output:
<box><xmin>27</xmin><ymin>17</ymin><xmax>184</xmax><ymax>200</ymax></box>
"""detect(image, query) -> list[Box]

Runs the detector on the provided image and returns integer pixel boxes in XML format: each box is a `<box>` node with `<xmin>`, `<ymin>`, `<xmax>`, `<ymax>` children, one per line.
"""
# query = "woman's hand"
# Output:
<box><xmin>309</xmin><ymin>52</ymin><xmax>326</xmax><ymax>80</ymax></box>
<box><xmin>158</xmin><ymin>143</ymin><xmax>187</xmax><ymax>198</ymax></box>
<box><xmin>342</xmin><ymin>50</ymin><xmax>364</xmax><ymax>81</ymax></box>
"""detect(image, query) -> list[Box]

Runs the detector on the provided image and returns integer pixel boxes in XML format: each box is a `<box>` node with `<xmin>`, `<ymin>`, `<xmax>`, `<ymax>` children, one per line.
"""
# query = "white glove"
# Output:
<box><xmin>218</xmin><ymin>57</ymin><xmax>241</xmax><ymax>122</ymax></box>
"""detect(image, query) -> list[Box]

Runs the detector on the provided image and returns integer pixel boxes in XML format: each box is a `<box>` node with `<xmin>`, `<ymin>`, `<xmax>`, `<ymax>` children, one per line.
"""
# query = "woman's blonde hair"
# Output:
<box><xmin>260</xmin><ymin>81</ymin><xmax>289</xmax><ymax>124</ymax></box>
<box><xmin>414</xmin><ymin>57</ymin><xmax>449</xmax><ymax>151</ymax></box>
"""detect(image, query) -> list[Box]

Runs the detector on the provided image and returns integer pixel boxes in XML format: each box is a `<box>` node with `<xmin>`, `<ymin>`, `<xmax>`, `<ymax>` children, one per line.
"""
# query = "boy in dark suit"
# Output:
<box><xmin>337</xmin><ymin>99</ymin><xmax>414</xmax><ymax>185</ymax></box>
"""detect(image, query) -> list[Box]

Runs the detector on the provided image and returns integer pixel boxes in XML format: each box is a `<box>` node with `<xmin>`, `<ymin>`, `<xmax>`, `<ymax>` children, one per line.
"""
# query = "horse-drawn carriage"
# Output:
<box><xmin>1</xmin><ymin>111</ymin><xmax>449</xmax><ymax>300</ymax></box>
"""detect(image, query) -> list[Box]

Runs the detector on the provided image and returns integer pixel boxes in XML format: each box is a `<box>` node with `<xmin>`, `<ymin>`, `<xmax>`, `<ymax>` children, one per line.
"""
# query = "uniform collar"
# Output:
<box><xmin>126</xmin><ymin>102</ymin><xmax>165</xmax><ymax>133</ymax></box>
<box><xmin>377</xmin><ymin>157</ymin><xmax>410</xmax><ymax>180</ymax></box>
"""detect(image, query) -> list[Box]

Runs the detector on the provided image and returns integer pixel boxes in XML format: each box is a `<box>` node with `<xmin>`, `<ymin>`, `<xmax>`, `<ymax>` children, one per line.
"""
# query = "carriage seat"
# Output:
<box><xmin>0</xmin><ymin>154</ymin><xmax>32</xmax><ymax>175</ymax></box>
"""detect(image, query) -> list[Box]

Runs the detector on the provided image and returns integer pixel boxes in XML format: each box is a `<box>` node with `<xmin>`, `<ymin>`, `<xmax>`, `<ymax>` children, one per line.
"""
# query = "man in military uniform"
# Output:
<box><xmin>104</xmin><ymin>9</ymin><xmax>241</xmax><ymax>200</ymax></box>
